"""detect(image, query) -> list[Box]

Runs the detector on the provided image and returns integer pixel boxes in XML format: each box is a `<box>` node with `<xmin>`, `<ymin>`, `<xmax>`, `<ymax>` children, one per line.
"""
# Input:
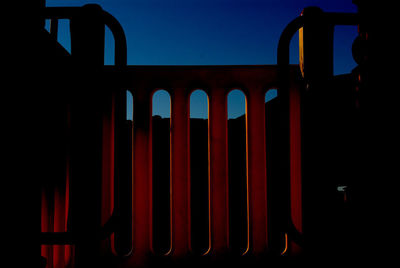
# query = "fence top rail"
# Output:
<box><xmin>102</xmin><ymin>64</ymin><xmax>301</xmax><ymax>93</ymax></box>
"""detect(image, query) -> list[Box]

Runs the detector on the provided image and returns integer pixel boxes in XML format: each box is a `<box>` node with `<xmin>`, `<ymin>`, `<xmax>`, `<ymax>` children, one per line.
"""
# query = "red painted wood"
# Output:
<box><xmin>170</xmin><ymin>88</ymin><xmax>191</xmax><ymax>257</ymax></box>
<box><xmin>125</xmin><ymin>90</ymin><xmax>153</xmax><ymax>267</ymax></box>
<box><xmin>208</xmin><ymin>88</ymin><xmax>229</xmax><ymax>255</ymax></box>
<box><xmin>40</xmin><ymin>65</ymin><xmax>304</xmax><ymax>267</ymax></box>
<box><xmin>247</xmin><ymin>88</ymin><xmax>268</xmax><ymax>254</ymax></box>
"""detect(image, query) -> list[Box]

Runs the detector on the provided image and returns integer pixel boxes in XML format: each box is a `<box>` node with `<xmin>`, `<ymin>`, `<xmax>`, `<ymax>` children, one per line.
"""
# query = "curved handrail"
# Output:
<box><xmin>276</xmin><ymin>10</ymin><xmax>358</xmax><ymax>250</ymax></box>
<box><xmin>101</xmin><ymin>9</ymin><xmax>127</xmax><ymax>67</ymax></box>
<box><xmin>42</xmin><ymin>4</ymin><xmax>127</xmax><ymax>67</ymax></box>
<box><xmin>276</xmin><ymin>15</ymin><xmax>305</xmax><ymax>249</ymax></box>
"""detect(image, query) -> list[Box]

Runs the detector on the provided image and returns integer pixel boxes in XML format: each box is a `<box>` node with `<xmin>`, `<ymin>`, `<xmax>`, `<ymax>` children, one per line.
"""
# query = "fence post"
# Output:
<box><xmin>68</xmin><ymin>4</ymin><xmax>106</xmax><ymax>267</ymax></box>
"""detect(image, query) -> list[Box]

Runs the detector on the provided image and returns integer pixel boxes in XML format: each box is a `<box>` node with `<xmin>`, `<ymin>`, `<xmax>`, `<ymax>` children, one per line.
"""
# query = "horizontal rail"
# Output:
<box><xmin>101</xmin><ymin>65</ymin><xmax>301</xmax><ymax>92</ymax></box>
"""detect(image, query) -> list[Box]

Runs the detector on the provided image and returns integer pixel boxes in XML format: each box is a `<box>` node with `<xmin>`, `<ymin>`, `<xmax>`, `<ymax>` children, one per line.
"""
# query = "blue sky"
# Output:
<box><xmin>46</xmin><ymin>0</ymin><xmax>358</xmax><ymax>119</ymax></box>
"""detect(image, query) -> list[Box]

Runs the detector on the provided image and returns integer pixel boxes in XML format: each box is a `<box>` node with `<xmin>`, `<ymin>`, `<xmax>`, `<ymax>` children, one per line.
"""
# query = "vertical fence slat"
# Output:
<box><xmin>208</xmin><ymin>88</ymin><xmax>229</xmax><ymax>255</ymax></box>
<box><xmin>127</xmin><ymin>90</ymin><xmax>153</xmax><ymax>267</ymax></box>
<box><xmin>247</xmin><ymin>89</ymin><xmax>268</xmax><ymax>254</ymax></box>
<box><xmin>49</xmin><ymin>18</ymin><xmax>58</xmax><ymax>40</ymax></box>
<box><xmin>170</xmin><ymin>88</ymin><xmax>191</xmax><ymax>257</ymax></box>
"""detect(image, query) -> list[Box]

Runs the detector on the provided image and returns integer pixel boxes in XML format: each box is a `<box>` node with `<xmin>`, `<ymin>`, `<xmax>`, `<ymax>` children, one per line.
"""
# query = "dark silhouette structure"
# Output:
<box><xmin>36</xmin><ymin>0</ymin><xmax>391</xmax><ymax>267</ymax></box>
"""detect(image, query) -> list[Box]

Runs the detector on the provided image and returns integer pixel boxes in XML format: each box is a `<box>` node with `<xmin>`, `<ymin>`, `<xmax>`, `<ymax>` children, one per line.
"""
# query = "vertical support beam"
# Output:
<box><xmin>352</xmin><ymin>0</ymin><xmax>383</xmax><ymax>258</ymax></box>
<box><xmin>289</xmin><ymin>81</ymin><xmax>302</xmax><ymax>255</ymax></box>
<box><xmin>49</xmin><ymin>18</ymin><xmax>58</xmax><ymax>40</ymax></box>
<box><xmin>299</xmin><ymin>7</ymin><xmax>333</xmax><ymax>87</ymax></box>
<box><xmin>68</xmin><ymin>4</ymin><xmax>105</xmax><ymax>267</ymax></box>
<box><xmin>39</xmin><ymin>0</ymin><xmax>46</xmax><ymax>28</ymax></box>
<box><xmin>208</xmin><ymin>87</ymin><xmax>229</xmax><ymax>255</ymax></box>
<box><xmin>101</xmin><ymin>90</ymin><xmax>114</xmax><ymax>248</ymax></box>
<box><xmin>170</xmin><ymin>88</ymin><xmax>191</xmax><ymax>257</ymax></box>
<box><xmin>246</xmin><ymin>88</ymin><xmax>268</xmax><ymax>254</ymax></box>
<box><xmin>70</xmin><ymin>4</ymin><xmax>105</xmax><ymax>68</ymax></box>
<box><xmin>299</xmin><ymin>7</ymin><xmax>334</xmax><ymax>254</ymax></box>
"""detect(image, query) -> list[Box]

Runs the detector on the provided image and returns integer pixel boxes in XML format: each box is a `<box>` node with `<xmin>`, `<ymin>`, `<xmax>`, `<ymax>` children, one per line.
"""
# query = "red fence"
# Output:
<box><xmin>40</xmin><ymin>4</ymin><xmax>361</xmax><ymax>267</ymax></box>
<box><xmin>40</xmin><ymin>64</ymin><xmax>303</xmax><ymax>267</ymax></box>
